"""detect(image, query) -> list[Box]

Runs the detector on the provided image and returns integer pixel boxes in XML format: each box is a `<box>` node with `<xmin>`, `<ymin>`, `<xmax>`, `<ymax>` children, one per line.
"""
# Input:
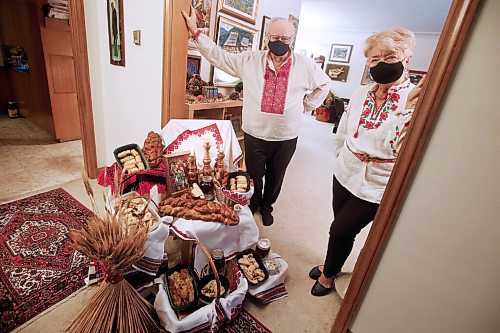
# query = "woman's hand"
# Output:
<box><xmin>405</xmin><ymin>75</ymin><xmax>426</xmax><ymax>110</ymax></box>
<box><xmin>181</xmin><ymin>5</ymin><xmax>198</xmax><ymax>35</ymax></box>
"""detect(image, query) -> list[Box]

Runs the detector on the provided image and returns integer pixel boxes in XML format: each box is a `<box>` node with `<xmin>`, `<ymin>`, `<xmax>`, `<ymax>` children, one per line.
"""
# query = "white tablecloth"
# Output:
<box><xmin>160</xmin><ymin>119</ymin><xmax>243</xmax><ymax>170</ymax></box>
<box><xmin>169</xmin><ymin>205</ymin><xmax>259</xmax><ymax>276</ymax></box>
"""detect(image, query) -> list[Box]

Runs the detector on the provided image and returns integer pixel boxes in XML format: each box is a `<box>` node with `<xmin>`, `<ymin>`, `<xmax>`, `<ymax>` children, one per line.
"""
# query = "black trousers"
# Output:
<box><xmin>323</xmin><ymin>175</ymin><xmax>379</xmax><ymax>278</ymax></box>
<box><xmin>244</xmin><ymin>133</ymin><xmax>298</xmax><ymax>213</ymax></box>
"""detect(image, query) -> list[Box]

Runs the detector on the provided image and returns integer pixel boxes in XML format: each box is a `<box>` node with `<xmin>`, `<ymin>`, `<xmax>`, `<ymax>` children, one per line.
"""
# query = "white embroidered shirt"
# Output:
<box><xmin>333</xmin><ymin>79</ymin><xmax>415</xmax><ymax>203</ymax></box>
<box><xmin>194</xmin><ymin>33</ymin><xmax>331</xmax><ymax>141</ymax></box>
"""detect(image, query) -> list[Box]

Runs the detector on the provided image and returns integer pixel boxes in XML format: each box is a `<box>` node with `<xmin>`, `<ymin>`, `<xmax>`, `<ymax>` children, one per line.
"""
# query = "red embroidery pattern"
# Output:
<box><xmin>354</xmin><ymin>80</ymin><xmax>410</xmax><ymax>138</ymax></box>
<box><xmin>164</xmin><ymin>124</ymin><xmax>223</xmax><ymax>154</ymax></box>
<box><xmin>260</xmin><ymin>59</ymin><xmax>292</xmax><ymax>114</ymax></box>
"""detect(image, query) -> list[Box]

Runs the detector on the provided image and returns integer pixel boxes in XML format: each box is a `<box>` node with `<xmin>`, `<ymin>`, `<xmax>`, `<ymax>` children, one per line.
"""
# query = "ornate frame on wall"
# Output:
<box><xmin>212</xmin><ymin>15</ymin><xmax>257</xmax><ymax>87</ymax></box>
<box><xmin>328</xmin><ymin>43</ymin><xmax>353</xmax><ymax>64</ymax></box>
<box><xmin>219</xmin><ymin>0</ymin><xmax>259</xmax><ymax>25</ymax></box>
<box><xmin>106</xmin><ymin>0</ymin><xmax>125</xmax><ymax>66</ymax></box>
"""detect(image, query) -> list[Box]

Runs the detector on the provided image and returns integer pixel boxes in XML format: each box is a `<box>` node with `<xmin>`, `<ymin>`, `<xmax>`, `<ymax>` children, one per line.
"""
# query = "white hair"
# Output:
<box><xmin>269</xmin><ymin>17</ymin><xmax>296</xmax><ymax>36</ymax></box>
<box><xmin>364</xmin><ymin>28</ymin><xmax>416</xmax><ymax>58</ymax></box>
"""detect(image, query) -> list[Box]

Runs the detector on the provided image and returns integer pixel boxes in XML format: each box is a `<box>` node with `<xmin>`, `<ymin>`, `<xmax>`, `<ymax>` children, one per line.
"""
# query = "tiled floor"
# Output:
<box><xmin>0</xmin><ymin>115</ymin><xmax>84</xmax><ymax>203</ymax></box>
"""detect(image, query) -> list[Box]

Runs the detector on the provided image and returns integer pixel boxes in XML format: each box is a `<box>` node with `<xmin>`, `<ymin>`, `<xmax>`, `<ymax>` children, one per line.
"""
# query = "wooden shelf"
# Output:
<box><xmin>185</xmin><ymin>100</ymin><xmax>243</xmax><ymax>119</ymax></box>
<box><xmin>185</xmin><ymin>100</ymin><xmax>242</xmax><ymax>111</ymax></box>
<box><xmin>44</xmin><ymin>17</ymin><xmax>70</xmax><ymax>31</ymax></box>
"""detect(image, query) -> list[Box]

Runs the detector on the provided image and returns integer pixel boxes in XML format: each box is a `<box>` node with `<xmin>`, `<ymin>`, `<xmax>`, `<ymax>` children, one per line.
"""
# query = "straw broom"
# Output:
<box><xmin>67</xmin><ymin>172</ymin><xmax>161</xmax><ymax>333</ymax></box>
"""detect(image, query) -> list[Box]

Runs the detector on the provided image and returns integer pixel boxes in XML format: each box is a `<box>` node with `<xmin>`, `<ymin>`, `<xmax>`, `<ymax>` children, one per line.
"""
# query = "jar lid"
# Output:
<box><xmin>257</xmin><ymin>238</ymin><xmax>271</xmax><ymax>249</ymax></box>
<box><xmin>211</xmin><ymin>248</ymin><xmax>224</xmax><ymax>259</ymax></box>
<box><xmin>202</xmin><ymin>175</ymin><xmax>213</xmax><ymax>182</ymax></box>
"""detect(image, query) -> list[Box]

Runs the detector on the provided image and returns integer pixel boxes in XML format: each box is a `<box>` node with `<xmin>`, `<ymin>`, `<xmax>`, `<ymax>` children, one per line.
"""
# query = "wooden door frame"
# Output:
<box><xmin>68</xmin><ymin>0</ymin><xmax>98</xmax><ymax>178</ymax></box>
<box><xmin>161</xmin><ymin>0</ymin><xmax>190</xmax><ymax>126</ymax></box>
<box><xmin>332</xmin><ymin>0</ymin><xmax>481</xmax><ymax>332</ymax></box>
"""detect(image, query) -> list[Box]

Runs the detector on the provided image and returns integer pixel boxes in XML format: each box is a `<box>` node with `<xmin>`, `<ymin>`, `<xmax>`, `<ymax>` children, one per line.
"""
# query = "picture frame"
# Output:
<box><xmin>219</xmin><ymin>0</ymin><xmax>259</xmax><ymax>25</ymax></box>
<box><xmin>328</xmin><ymin>44</ymin><xmax>353</xmax><ymax>63</ymax></box>
<box><xmin>213</xmin><ymin>16</ymin><xmax>258</xmax><ymax>87</ymax></box>
<box><xmin>228</xmin><ymin>114</ymin><xmax>243</xmax><ymax>137</ymax></box>
<box><xmin>107</xmin><ymin>0</ymin><xmax>125</xmax><ymax>66</ymax></box>
<box><xmin>288</xmin><ymin>14</ymin><xmax>299</xmax><ymax>50</ymax></box>
<box><xmin>259</xmin><ymin>15</ymin><xmax>271</xmax><ymax>51</ymax></box>
<box><xmin>164</xmin><ymin>151</ymin><xmax>191</xmax><ymax>197</ymax></box>
<box><xmin>325</xmin><ymin>63</ymin><xmax>350</xmax><ymax>82</ymax></box>
<box><xmin>361</xmin><ymin>63</ymin><xmax>374</xmax><ymax>85</ymax></box>
<box><xmin>187</xmin><ymin>55</ymin><xmax>202</xmax><ymax>78</ymax></box>
<box><xmin>191</xmin><ymin>0</ymin><xmax>213</xmax><ymax>36</ymax></box>
<box><xmin>409</xmin><ymin>69</ymin><xmax>427</xmax><ymax>85</ymax></box>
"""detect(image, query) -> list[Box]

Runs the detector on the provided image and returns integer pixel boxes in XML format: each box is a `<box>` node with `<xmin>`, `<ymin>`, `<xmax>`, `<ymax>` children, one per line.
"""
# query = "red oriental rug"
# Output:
<box><xmin>221</xmin><ymin>308</ymin><xmax>272</xmax><ymax>333</ymax></box>
<box><xmin>0</xmin><ymin>188</ymin><xmax>92</xmax><ymax>332</ymax></box>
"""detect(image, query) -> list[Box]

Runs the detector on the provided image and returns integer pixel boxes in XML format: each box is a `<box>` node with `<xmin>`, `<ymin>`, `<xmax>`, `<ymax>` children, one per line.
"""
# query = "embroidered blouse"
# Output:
<box><xmin>333</xmin><ymin>80</ymin><xmax>415</xmax><ymax>203</ymax></box>
<box><xmin>194</xmin><ymin>33</ymin><xmax>331</xmax><ymax>141</ymax></box>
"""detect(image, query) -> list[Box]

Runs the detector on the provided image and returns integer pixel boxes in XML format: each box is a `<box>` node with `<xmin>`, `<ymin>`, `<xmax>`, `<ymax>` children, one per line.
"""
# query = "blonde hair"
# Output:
<box><xmin>364</xmin><ymin>28</ymin><xmax>416</xmax><ymax>58</ymax></box>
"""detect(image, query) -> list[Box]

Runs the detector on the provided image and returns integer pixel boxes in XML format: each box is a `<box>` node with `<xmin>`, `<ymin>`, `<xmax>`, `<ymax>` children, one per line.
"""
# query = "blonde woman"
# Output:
<box><xmin>310</xmin><ymin>28</ymin><xmax>426</xmax><ymax>296</ymax></box>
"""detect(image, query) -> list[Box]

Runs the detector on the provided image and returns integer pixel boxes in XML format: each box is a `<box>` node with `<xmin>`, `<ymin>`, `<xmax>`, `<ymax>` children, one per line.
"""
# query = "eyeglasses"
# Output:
<box><xmin>268</xmin><ymin>34</ymin><xmax>293</xmax><ymax>44</ymax></box>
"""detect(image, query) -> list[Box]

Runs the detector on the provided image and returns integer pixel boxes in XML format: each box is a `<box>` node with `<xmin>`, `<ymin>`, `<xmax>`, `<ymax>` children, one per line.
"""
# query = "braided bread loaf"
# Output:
<box><xmin>142</xmin><ymin>131</ymin><xmax>164</xmax><ymax>167</ymax></box>
<box><xmin>159</xmin><ymin>195</ymin><xmax>239</xmax><ymax>226</ymax></box>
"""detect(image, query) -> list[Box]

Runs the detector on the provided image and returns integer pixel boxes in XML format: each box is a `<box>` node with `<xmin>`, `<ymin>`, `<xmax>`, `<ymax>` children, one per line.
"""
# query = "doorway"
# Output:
<box><xmin>0</xmin><ymin>0</ymin><xmax>97</xmax><ymax>202</ymax></box>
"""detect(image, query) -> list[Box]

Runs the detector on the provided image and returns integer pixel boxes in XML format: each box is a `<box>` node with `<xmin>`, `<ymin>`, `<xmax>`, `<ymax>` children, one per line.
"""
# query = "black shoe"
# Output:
<box><xmin>309</xmin><ymin>266</ymin><xmax>322</xmax><ymax>280</ymax></box>
<box><xmin>311</xmin><ymin>280</ymin><xmax>333</xmax><ymax>297</ymax></box>
<box><xmin>261</xmin><ymin>211</ymin><xmax>274</xmax><ymax>226</ymax></box>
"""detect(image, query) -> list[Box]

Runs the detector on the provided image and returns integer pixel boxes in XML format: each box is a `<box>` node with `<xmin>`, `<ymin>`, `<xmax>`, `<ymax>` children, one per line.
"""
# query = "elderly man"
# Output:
<box><xmin>182</xmin><ymin>8</ymin><xmax>330</xmax><ymax>226</ymax></box>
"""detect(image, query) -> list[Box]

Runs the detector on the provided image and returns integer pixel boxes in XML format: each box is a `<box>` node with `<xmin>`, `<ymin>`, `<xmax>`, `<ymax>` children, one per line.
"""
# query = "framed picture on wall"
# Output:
<box><xmin>219</xmin><ymin>0</ymin><xmax>259</xmax><ymax>25</ymax></box>
<box><xmin>325</xmin><ymin>63</ymin><xmax>350</xmax><ymax>82</ymax></box>
<box><xmin>361</xmin><ymin>63</ymin><xmax>374</xmax><ymax>85</ymax></box>
<box><xmin>164</xmin><ymin>151</ymin><xmax>191</xmax><ymax>197</ymax></box>
<box><xmin>259</xmin><ymin>15</ymin><xmax>271</xmax><ymax>51</ymax></box>
<box><xmin>191</xmin><ymin>0</ymin><xmax>213</xmax><ymax>36</ymax></box>
<box><xmin>409</xmin><ymin>69</ymin><xmax>427</xmax><ymax>85</ymax></box>
<box><xmin>213</xmin><ymin>16</ymin><xmax>257</xmax><ymax>86</ymax></box>
<box><xmin>107</xmin><ymin>0</ymin><xmax>125</xmax><ymax>66</ymax></box>
<box><xmin>187</xmin><ymin>55</ymin><xmax>202</xmax><ymax>78</ymax></box>
<box><xmin>288</xmin><ymin>14</ymin><xmax>299</xmax><ymax>50</ymax></box>
<box><xmin>328</xmin><ymin>44</ymin><xmax>353</xmax><ymax>63</ymax></box>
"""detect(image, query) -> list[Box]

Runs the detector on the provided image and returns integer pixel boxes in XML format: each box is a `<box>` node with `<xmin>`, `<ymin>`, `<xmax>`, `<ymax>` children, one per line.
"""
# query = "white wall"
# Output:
<box><xmin>295</xmin><ymin>0</ymin><xmax>449</xmax><ymax>99</ymax></box>
<box><xmin>295</xmin><ymin>29</ymin><xmax>440</xmax><ymax>99</ymax></box>
<box><xmin>84</xmin><ymin>0</ymin><xmax>164</xmax><ymax>167</ymax></box>
<box><xmin>350</xmin><ymin>1</ymin><xmax>500</xmax><ymax>332</ymax></box>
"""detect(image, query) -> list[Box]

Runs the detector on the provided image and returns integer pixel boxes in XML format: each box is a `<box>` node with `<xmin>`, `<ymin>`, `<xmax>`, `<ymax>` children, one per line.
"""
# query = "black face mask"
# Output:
<box><xmin>268</xmin><ymin>40</ymin><xmax>290</xmax><ymax>57</ymax></box>
<box><xmin>369</xmin><ymin>61</ymin><xmax>404</xmax><ymax>84</ymax></box>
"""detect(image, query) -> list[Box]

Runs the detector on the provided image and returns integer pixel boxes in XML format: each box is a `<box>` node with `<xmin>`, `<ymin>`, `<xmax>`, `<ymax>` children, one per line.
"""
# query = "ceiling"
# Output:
<box><xmin>300</xmin><ymin>0</ymin><xmax>453</xmax><ymax>33</ymax></box>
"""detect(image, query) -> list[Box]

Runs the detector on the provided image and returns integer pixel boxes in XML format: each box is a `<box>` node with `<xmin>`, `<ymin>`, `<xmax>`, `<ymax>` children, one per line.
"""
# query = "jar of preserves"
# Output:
<box><xmin>255</xmin><ymin>238</ymin><xmax>271</xmax><ymax>259</ymax></box>
<box><xmin>210</xmin><ymin>248</ymin><xmax>225</xmax><ymax>273</ymax></box>
<box><xmin>199</xmin><ymin>175</ymin><xmax>215</xmax><ymax>201</ymax></box>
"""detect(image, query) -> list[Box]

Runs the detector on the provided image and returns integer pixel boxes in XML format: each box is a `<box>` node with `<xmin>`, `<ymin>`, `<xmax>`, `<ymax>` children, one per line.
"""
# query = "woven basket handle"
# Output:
<box><xmin>194</xmin><ymin>239</ymin><xmax>222</xmax><ymax>300</ymax></box>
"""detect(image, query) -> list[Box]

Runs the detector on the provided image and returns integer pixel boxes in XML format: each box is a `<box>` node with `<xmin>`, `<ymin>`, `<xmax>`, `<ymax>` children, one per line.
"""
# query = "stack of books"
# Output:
<box><xmin>47</xmin><ymin>0</ymin><xmax>69</xmax><ymax>20</ymax></box>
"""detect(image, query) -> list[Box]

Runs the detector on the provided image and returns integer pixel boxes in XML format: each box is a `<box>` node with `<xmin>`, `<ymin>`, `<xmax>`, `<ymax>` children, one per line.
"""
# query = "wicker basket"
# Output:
<box><xmin>214</xmin><ymin>180</ymin><xmax>248</xmax><ymax>207</ymax></box>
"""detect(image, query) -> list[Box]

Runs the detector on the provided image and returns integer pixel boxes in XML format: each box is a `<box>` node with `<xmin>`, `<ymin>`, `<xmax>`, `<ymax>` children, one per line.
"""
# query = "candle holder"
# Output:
<box><xmin>201</xmin><ymin>140</ymin><xmax>213</xmax><ymax>178</ymax></box>
<box><xmin>215</xmin><ymin>148</ymin><xmax>228</xmax><ymax>187</ymax></box>
<box><xmin>187</xmin><ymin>151</ymin><xmax>198</xmax><ymax>186</ymax></box>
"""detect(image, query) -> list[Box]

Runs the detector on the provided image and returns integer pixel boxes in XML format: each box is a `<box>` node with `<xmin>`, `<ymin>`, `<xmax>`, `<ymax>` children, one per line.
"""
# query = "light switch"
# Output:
<box><xmin>133</xmin><ymin>30</ymin><xmax>141</xmax><ymax>45</ymax></box>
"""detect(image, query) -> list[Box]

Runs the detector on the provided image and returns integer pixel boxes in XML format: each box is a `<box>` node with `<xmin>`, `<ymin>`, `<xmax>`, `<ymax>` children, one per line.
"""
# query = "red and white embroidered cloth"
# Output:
<box><xmin>160</xmin><ymin>119</ymin><xmax>242</xmax><ymax>170</ymax></box>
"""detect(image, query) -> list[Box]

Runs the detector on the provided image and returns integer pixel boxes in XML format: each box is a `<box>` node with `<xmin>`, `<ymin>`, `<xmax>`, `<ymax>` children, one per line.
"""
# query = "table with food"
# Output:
<box><xmin>92</xmin><ymin>119</ymin><xmax>289</xmax><ymax>332</ymax></box>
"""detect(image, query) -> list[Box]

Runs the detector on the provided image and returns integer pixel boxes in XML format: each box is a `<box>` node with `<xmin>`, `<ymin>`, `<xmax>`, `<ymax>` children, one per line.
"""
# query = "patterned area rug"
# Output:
<box><xmin>0</xmin><ymin>188</ymin><xmax>92</xmax><ymax>332</ymax></box>
<box><xmin>222</xmin><ymin>308</ymin><xmax>272</xmax><ymax>333</ymax></box>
